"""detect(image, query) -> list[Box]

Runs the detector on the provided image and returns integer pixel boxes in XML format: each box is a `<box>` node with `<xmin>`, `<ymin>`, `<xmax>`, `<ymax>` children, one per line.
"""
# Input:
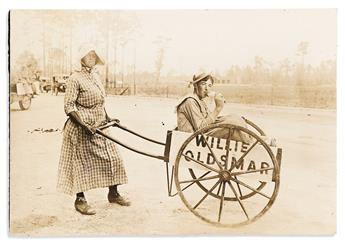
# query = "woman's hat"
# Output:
<box><xmin>77</xmin><ymin>43</ymin><xmax>105</xmax><ymax>66</ymax></box>
<box><xmin>191</xmin><ymin>73</ymin><xmax>214</xmax><ymax>85</ymax></box>
<box><xmin>72</xmin><ymin>43</ymin><xmax>105</xmax><ymax>71</ymax></box>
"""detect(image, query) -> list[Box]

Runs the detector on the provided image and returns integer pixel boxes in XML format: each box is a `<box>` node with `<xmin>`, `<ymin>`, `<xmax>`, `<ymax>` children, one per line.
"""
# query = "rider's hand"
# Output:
<box><xmin>215</xmin><ymin>116</ymin><xmax>226</xmax><ymax>123</ymax></box>
<box><xmin>214</xmin><ymin>93</ymin><xmax>225</xmax><ymax>110</ymax></box>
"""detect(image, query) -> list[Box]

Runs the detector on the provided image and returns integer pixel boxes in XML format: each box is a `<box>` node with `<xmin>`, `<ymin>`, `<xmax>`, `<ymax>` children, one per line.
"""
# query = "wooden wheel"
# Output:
<box><xmin>19</xmin><ymin>95</ymin><xmax>31</xmax><ymax>110</ymax></box>
<box><xmin>187</xmin><ymin>118</ymin><xmax>268</xmax><ymax>201</ymax></box>
<box><xmin>174</xmin><ymin>123</ymin><xmax>280</xmax><ymax>227</ymax></box>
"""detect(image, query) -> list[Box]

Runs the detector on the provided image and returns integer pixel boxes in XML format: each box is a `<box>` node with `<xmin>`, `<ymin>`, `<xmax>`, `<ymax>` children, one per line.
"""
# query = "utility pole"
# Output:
<box><xmin>105</xmin><ymin>12</ymin><xmax>110</xmax><ymax>88</ymax></box>
<box><xmin>113</xmin><ymin>42</ymin><xmax>117</xmax><ymax>88</ymax></box>
<box><xmin>133</xmin><ymin>40</ymin><xmax>136</xmax><ymax>95</ymax></box>
<box><xmin>42</xmin><ymin>18</ymin><xmax>46</xmax><ymax>77</ymax></box>
<box><xmin>69</xmin><ymin>26</ymin><xmax>72</xmax><ymax>74</ymax></box>
<box><xmin>120</xmin><ymin>40</ymin><xmax>128</xmax><ymax>88</ymax></box>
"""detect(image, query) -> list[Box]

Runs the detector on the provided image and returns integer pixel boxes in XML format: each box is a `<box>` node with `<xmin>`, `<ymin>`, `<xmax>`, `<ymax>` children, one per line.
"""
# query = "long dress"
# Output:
<box><xmin>57</xmin><ymin>68</ymin><xmax>128</xmax><ymax>195</ymax></box>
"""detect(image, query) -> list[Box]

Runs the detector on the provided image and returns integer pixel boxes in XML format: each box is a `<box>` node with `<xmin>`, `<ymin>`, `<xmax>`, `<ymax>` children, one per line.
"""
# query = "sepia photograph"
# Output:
<box><xmin>8</xmin><ymin>8</ymin><xmax>337</xmax><ymax>236</ymax></box>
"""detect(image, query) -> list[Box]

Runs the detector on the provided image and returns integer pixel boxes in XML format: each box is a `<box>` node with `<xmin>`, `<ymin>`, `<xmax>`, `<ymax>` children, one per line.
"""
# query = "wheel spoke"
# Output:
<box><xmin>234</xmin><ymin>175</ymin><xmax>243</xmax><ymax>198</ymax></box>
<box><xmin>179</xmin><ymin>174</ymin><xmax>220</xmax><ymax>184</ymax></box>
<box><xmin>182</xmin><ymin>153</ymin><xmax>220</xmax><ymax>173</ymax></box>
<box><xmin>218</xmin><ymin>182</ymin><xmax>226</xmax><ymax>222</ymax></box>
<box><xmin>230</xmin><ymin>140</ymin><xmax>259</xmax><ymax>172</ymax></box>
<box><xmin>231</xmin><ymin>167</ymin><xmax>274</xmax><ymax>176</ymax></box>
<box><xmin>193</xmin><ymin>180</ymin><xmax>221</xmax><ymax>210</ymax></box>
<box><xmin>171</xmin><ymin>171</ymin><xmax>211</xmax><ymax>197</ymax></box>
<box><xmin>224</xmin><ymin>128</ymin><xmax>232</xmax><ymax>170</ymax></box>
<box><xmin>230</xmin><ymin>177</ymin><xmax>271</xmax><ymax>199</ymax></box>
<box><xmin>199</xmin><ymin>132</ymin><xmax>224</xmax><ymax>170</ymax></box>
<box><xmin>216</xmin><ymin>182</ymin><xmax>222</xmax><ymax>196</ymax></box>
<box><xmin>227</xmin><ymin>181</ymin><xmax>249</xmax><ymax>220</ymax></box>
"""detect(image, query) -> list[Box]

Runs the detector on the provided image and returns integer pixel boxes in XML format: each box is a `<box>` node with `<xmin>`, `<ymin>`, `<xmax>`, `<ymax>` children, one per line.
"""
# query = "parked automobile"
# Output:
<box><xmin>41</xmin><ymin>77</ymin><xmax>52</xmax><ymax>93</ymax></box>
<box><xmin>52</xmin><ymin>75</ymin><xmax>68</xmax><ymax>95</ymax></box>
<box><xmin>10</xmin><ymin>81</ymin><xmax>34</xmax><ymax>110</ymax></box>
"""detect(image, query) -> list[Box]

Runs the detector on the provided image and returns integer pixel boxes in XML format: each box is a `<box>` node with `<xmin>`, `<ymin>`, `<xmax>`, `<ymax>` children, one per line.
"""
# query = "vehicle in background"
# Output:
<box><xmin>41</xmin><ymin>77</ymin><xmax>52</xmax><ymax>93</ymax></box>
<box><xmin>31</xmin><ymin>80</ymin><xmax>41</xmax><ymax>95</ymax></box>
<box><xmin>41</xmin><ymin>75</ymin><xmax>69</xmax><ymax>95</ymax></box>
<box><xmin>10</xmin><ymin>80</ymin><xmax>34</xmax><ymax>110</ymax></box>
<box><xmin>52</xmin><ymin>75</ymin><xmax>68</xmax><ymax>95</ymax></box>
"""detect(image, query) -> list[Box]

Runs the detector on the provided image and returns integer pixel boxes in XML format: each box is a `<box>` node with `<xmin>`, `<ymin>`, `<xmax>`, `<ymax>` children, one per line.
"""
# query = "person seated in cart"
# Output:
<box><xmin>176</xmin><ymin>72</ymin><xmax>251</xmax><ymax>143</ymax></box>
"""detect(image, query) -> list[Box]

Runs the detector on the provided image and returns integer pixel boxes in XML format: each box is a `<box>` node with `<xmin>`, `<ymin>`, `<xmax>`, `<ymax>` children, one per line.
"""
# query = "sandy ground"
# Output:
<box><xmin>9</xmin><ymin>93</ymin><xmax>336</xmax><ymax>236</ymax></box>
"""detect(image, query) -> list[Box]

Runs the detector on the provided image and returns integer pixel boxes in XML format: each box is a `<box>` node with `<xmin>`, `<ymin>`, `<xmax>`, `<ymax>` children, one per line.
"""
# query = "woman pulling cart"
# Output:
<box><xmin>57</xmin><ymin>46</ymin><xmax>130</xmax><ymax>215</ymax></box>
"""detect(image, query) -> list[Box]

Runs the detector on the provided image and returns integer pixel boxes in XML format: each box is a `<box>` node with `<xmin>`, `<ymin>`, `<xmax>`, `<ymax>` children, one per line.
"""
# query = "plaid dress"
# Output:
<box><xmin>57</xmin><ymin>68</ymin><xmax>128</xmax><ymax>195</ymax></box>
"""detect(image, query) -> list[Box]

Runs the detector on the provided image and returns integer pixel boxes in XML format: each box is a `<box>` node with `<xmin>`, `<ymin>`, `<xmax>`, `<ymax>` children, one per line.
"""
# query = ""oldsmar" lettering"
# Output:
<box><xmin>183</xmin><ymin>135</ymin><xmax>270</xmax><ymax>174</ymax></box>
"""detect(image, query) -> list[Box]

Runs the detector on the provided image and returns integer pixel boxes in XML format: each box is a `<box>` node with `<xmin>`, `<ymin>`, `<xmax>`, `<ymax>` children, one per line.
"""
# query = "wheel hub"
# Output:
<box><xmin>219</xmin><ymin>170</ymin><xmax>231</xmax><ymax>181</ymax></box>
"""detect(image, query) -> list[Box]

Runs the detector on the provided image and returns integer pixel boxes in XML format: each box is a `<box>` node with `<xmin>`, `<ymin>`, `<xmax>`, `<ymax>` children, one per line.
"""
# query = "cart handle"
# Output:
<box><xmin>97</xmin><ymin>121</ymin><xmax>166</xmax><ymax>146</ymax></box>
<box><xmin>95</xmin><ymin>129</ymin><xmax>166</xmax><ymax>161</ymax></box>
<box><xmin>97</xmin><ymin>120</ymin><xmax>119</xmax><ymax>130</ymax></box>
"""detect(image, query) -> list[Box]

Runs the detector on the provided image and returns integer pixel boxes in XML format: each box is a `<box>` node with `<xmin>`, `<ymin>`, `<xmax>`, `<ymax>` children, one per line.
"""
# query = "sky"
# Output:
<box><xmin>133</xmin><ymin>9</ymin><xmax>336</xmax><ymax>74</ymax></box>
<box><xmin>10</xmin><ymin>9</ymin><xmax>337</xmax><ymax>75</ymax></box>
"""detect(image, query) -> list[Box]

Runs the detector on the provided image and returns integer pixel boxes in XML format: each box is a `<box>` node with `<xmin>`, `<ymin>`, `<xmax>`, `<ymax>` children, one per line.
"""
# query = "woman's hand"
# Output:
<box><xmin>104</xmin><ymin>108</ymin><xmax>120</xmax><ymax>124</ymax></box>
<box><xmin>83</xmin><ymin>124</ymin><xmax>96</xmax><ymax>135</ymax></box>
<box><xmin>68</xmin><ymin>111</ymin><xmax>96</xmax><ymax>135</ymax></box>
<box><xmin>107</xmin><ymin>117</ymin><xmax>121</xmax><ymax>124</ymax></box>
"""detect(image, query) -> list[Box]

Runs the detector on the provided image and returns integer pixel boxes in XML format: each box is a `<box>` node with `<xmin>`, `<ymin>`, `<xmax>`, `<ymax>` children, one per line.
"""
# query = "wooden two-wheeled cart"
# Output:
<box><xmin>96</xmin><ymin>117</ymin><xmax>282</xmax><ymax>227</ymax></box>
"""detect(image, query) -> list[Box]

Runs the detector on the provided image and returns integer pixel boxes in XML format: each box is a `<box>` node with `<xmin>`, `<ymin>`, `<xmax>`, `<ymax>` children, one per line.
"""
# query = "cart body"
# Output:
<box><xmin>166</xmin><ymin>130</ymin><xmax>279</xmax><ymax>182</ymax></box>
<box><xmin>10</xmin><ymin>82</ymin><xmax>34</xmax><ymax>110</ymax></box>
<box><xmin>96</xmin><ymin>118</ymin><xmax>282</xmax><ymax>227</ymax></box>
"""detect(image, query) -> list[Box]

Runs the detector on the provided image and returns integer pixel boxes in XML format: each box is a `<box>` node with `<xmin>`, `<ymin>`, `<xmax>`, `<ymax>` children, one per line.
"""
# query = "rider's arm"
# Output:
<box><xmin>209</xmin><ymin>107</ymin><xmax>222</xmax><ymax>121</ymax></box>
<box><xmin>182</xmin><ymin>99</ymin><xmax>216</xmax><ymax>131</ymax></box>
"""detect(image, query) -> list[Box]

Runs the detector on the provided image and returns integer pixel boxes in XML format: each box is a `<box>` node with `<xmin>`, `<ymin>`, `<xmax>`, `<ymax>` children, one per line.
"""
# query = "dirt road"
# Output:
<box><xmin>9</xmin><ymin>94</ymin><xmax>336</xmax><ymax>236</ymax></box>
